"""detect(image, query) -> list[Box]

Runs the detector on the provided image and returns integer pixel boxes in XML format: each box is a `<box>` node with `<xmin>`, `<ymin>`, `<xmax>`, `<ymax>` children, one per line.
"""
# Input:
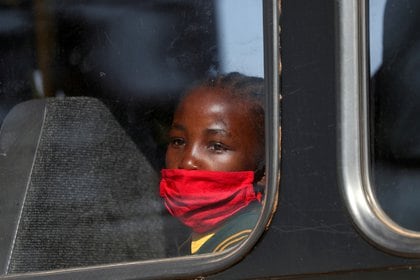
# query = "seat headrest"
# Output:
<box><xmin>1</xmin><ymin>97</ymin><xmax>166</xmax><ymax>274</ymax></box>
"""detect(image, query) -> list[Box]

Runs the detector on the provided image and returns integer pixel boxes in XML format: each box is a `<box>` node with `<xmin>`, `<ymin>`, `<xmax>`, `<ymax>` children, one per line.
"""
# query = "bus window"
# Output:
<box><xmin>0</xmin><ymin>0</ymin><xmax>280</xmax><ymax>278</ymax></box>
<box><xmin>338</xmin><ymin>0</ymin><xmax>420</xmax><ymax>257</ymax></box>
<box><xmin>370</xmin><ymin>0</ymin><xmax>420</xmax><ymax>231</ymax></box>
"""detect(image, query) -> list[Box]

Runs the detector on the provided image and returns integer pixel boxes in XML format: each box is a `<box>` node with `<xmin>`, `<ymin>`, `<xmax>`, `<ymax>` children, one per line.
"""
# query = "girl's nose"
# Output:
<box><xmin>178</xmin><ymin>146</ymin><xmax>199</xmax><ymax>170</ymax></box>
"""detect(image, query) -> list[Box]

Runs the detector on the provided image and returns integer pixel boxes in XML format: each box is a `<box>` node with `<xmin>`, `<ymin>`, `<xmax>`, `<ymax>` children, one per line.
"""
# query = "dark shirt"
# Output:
<box><xmin>193</xmin><ymin>202</ymin><xmax>262</xmax><ymax>254</ymax></box>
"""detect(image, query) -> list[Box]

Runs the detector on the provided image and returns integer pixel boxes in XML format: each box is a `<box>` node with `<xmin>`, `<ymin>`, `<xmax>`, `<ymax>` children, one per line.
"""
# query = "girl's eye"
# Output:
<box><xmin>208</xmin><ymin>142</ymin><xmax>228</xmax><ymax>153</ymax></box>
<box><xmin>170</xmin><ymin>137</ymin><xmax>185</xmax><ymax>148</ymax></box>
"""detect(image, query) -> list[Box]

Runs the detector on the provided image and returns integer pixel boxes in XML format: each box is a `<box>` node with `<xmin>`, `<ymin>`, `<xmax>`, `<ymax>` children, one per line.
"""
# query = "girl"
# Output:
<box><xmin>160</xmin><ymin>72</ymin><xmax>265</xmax><ymax>254</ymax></box>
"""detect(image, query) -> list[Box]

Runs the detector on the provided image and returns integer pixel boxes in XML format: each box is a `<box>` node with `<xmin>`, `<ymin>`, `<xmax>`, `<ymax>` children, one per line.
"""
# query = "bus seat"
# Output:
<box><xmin>0</xmin><ymin>97</ymin><xmax>166</xmax><ymax>274</ymax></box>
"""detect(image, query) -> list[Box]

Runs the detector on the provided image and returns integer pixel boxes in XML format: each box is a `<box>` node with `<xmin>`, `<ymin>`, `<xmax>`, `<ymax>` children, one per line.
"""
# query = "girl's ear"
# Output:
<box><xmin>253</xmin><ymin>171</ymin><xmax>266</xmax><ymax>195</ymax></box>
<box><xmin>254</xmin><ymin>167</ymin><xmax>266</xmax><ymax>195</ymax></box>
<box><xmin>257</xmin><ymin>172</ymin><xmax>266</xmax><ymax>186</ymax></box>
<box><xmin>254</xmin><ymin>160</ymin><xmax>265</xmax><ymax>183</ymax></box>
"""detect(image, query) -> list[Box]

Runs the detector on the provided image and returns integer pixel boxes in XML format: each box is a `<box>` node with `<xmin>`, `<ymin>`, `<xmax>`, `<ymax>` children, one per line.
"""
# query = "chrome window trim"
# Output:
<box><xmin>337</xmin><ymin>0</ymin><xmax>420</xmax><ymax>256</ymax></box>
<box><xmin>0</xmin><ymin>0</ymin><xmax>280</xmax><ymax>279</ymax></box>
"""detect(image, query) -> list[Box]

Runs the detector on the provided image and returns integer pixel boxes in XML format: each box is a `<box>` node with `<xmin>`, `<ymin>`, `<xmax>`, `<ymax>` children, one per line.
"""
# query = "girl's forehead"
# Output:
<box><xmin>175</xmin><ymin>90</ymin><xmax>248</xmax><ymax>124</ymax></box>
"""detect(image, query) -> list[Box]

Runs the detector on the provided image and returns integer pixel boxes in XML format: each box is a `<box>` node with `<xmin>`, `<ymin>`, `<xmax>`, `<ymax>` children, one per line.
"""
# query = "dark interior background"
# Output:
<box><xmin>0</xmin><ymin>0</ymin><xmax>218</xmax><ymax>170</ymax></box>
<box><xmin>371</xmin><ymin>0</ymin><xmax>420</xmax><ymax>231</ymax></box>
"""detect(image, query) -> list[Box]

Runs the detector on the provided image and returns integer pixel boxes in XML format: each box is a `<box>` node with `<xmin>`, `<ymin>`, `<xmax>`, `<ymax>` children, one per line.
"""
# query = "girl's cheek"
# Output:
<box><xmin>203</xmin><ymin>154</ymin><xmax>239</xmax><ymax>172</ymax></box>
<box><xmin>165</xmin><ymin>149</ymin><xmax>178</xmax><ymax>169</ymax></box>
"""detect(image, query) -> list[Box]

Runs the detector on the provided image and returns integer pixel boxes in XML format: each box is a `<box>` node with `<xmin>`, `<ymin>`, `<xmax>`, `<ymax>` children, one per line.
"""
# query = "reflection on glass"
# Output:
<box><xmin>0</xmin><ymin>0</ymin><xmax>264</xmax><ymax>275</ymax></box>
<box><xmin>369</xmin><ymin>0</ymin><xmax>420</xmax><ymax>231</ymax></box>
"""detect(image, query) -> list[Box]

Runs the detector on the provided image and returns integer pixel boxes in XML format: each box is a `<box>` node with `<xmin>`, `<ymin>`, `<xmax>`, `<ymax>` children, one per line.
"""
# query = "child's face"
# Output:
<box><xmin>165</xmin><ymin>87</ymin><xmax>262</xmax><ymax>172</ymax></box>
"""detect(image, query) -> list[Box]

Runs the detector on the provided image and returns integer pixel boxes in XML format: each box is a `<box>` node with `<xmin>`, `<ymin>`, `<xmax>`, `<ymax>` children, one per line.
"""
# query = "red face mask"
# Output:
<box><xmin>159</xmin><ymin>169</ymin><xmax>262</xmax><ymax>233</ymax></box>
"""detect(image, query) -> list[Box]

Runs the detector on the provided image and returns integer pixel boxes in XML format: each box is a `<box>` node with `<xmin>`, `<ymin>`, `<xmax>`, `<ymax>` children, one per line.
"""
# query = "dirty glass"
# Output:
<box><xmin>0</xmin><ymin>0</ymin><xmax>265</xmax><ymax>275</ymax></box>
<box><xmin>369</xmin><ymin>0</ymin><xmax>420</xmax><ymax>231</ymax></box>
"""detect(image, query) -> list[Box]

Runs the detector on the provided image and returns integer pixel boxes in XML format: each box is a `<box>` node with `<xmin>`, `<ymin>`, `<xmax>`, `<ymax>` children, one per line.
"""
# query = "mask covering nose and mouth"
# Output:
<box><xmin>159</xmin><ymin>169</ymin><xmax>262</xmax><ymax>233</ymax></box>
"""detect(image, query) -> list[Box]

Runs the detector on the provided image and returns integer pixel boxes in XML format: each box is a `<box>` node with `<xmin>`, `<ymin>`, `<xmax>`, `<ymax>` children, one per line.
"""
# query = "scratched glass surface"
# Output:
<box><xmin>0</xmin><ymin>0</ymin><xmax>264</xmax><ymax>274</ymax></box>
<box><xmin>369</xmin><ymin>0</ymin><xmax>420</xmax><ymax>231</ymax></box>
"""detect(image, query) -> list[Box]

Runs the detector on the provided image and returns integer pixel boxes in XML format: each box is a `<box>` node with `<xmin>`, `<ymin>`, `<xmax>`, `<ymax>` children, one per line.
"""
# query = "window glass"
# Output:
<box><xmin>0</xmin><ymin>0</ymin><xmax>268</xmax><ymax>275</ymax></box>
<box><xmin>369</xmin><ymin>0</ymin><xmax>420</xmax><ymax>231</ymax></box>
